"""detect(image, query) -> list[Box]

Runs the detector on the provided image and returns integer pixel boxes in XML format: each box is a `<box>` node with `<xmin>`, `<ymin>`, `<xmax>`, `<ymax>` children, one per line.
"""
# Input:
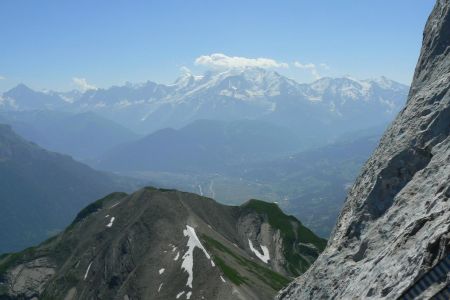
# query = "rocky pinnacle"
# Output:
<box><xmin>277</xmin><ymin>1</ymin><xmax>450</xmax><ymax>299</ymax></box>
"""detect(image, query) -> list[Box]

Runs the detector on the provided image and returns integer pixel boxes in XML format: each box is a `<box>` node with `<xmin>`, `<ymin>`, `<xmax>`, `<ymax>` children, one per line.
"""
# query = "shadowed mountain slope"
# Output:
<box><xmin>0</xmin><ymin>124</ymin><xmax>139</xmax><ymax>253</ymax></box>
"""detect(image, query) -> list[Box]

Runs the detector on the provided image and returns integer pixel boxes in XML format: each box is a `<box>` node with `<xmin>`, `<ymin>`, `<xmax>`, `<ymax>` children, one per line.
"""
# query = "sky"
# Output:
<box><xmin>0</xmin><ymin>0</ymin><xmax>435</xmax><ymax>92</ymax></box>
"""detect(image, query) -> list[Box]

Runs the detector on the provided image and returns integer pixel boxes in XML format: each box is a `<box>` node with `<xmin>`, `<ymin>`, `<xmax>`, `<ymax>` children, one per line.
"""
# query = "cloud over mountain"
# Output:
<box><xmin>195</xmin><ymin>53</ymin><xmax>288</xmax><ymax>69</ymax></box>
<box><xmin>294</xmin><ymin>61</ymin><xmax>330</xmax><ymax>79</ymax></box>
<box><xmin>73</xmin><ymin>77</ymin><xmax>97</xmax><ymax>91</ymax></box>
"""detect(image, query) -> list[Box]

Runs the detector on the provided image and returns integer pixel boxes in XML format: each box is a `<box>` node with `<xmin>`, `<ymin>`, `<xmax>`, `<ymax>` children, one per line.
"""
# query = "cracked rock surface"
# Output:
<box><xmin>277</xmin><ymin>1</ymin><xmax>450</xmax><ymax>299</ymax></box>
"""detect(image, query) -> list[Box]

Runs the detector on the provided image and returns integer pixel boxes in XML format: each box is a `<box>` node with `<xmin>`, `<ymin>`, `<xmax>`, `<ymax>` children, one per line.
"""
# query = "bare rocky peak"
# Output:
<box><xmin>277</xmin><ymin>1</ymin><xmax>450</xmax><ymax>299</ymax></box>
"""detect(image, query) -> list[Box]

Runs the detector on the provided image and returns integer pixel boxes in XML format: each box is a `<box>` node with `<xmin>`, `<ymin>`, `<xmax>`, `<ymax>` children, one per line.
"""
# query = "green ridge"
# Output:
<box><xmin>202</xmin><ymin>235</ymin><xmax>290</xmax><ymax>290</ymax></box>
<box><xmin>213</xmin><ymin>256</ymin><xmax>249</xmax><ymax>285</ymax></box>
<box><xmin>241</xmin><ymin>199</ymin><xmax>327</xmax><ymax>275</ymax></box>
<box><xmin>70</xmin><ymin>192</ymin><xmax>127</xmax><ymax>226</ymax></box>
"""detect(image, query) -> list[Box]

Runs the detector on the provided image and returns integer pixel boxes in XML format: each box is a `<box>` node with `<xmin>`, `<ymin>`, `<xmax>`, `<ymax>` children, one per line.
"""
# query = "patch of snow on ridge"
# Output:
<box><xmin>186</xmin><ymin>291</ymin><xmax>192</xmax><ymax>299</ymax></box>
<box><xmin>176</xmin><ymin>291</ymin><xmax>185</xmax><ymax>299</ymax></box>
<box><xmin>158</xmin><ymin>283</ymin><xmax>163</xmax><ymax>292</ymax></box>
<box><xmin>106</xmin><ymin>217</ymin><xmax>115</xmax><ymax>228</ymax></box>
<box><xmin>110</xmin><ymin>202</ymin><xmax>120</xmax><ymax>208</ymax></box>
<box><xmin>174</xmin><ymin>252</ymin><xmax>180</xmax><ymax>261</ymax></box>
<box><xmin>159</xmin><ymin>268</ymin><xmax>165</xmax><ymax>275</ymax></box>
<box><xmin>181</xmin><ymin>225</ymin><xmax>214</xmax><ymax>288</ymax></box>
<box><xmin>83</xmin><ymin>262</ymin><xmax>92</xmax><ymax>280</ymax></box>
<box><xmin>248</xmin><ymin>239</ymin><xmax>270</xmax><ymax>263</ymax></box>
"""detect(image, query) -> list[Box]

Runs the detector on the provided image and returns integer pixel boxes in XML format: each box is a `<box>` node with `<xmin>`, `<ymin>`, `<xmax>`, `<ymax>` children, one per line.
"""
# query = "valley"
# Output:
<box><xmin>0</xmin><ymin>1</ymin><xmax>447</xmax><ymax>299</ymax></box>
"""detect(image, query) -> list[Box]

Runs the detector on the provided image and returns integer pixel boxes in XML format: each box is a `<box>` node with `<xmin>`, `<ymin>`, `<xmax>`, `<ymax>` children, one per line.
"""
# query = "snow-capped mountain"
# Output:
<box><xmin>0</xmin><ymin>84</ymin><xmax>66</xmax><ymax>111</ymax></box>
<box><xmin>306</xmin><ymin>76</ymin><xmax>407</xmax><ymax>113</ymax></box>
<box><xmin>0</xmin><ymin>68</ymin><xmax>409</xmax><ymax>138</ymax></box>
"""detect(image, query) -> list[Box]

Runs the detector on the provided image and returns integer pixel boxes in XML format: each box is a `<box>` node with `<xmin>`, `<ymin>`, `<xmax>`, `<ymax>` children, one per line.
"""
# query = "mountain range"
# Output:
<box><xmin>96</xmin><ymin>119</ymin><xmax>304</xmax><ymax>173</ymax></box>
<box><xmin>0</xmin><ymin>124</ymin><xmax>141</xmax><ymax>253</ymax></box>
<box><xmin>0</xmin><ymin>110</ymin><xmax>139</xmax><ymax>161</ymax></box>
<box><xmin>116</xmin><ymin>127</ymin><xmax>383</xmax><ymax>238</ymax></box>
<box><xmin>0</xmin><ymin>71</ymin><xmax>408</xmax><ymax>143</ymax></box>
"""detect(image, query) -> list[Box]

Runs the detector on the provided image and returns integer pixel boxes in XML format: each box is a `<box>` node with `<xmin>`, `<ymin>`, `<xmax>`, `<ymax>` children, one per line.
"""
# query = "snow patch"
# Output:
<box><xmin>181</xmin><ymin>225</ymin><xmax>214</xmax><ymax>288</ymax></box>
<box><xmin>106</xmin><ymin>217</ymin><xmax>115</xmax><ymax>228</ymax></box>
<box><xmin>186</xmin><ymin>291</ymin><xmax>192</xmax><ymax>299</ymax></box>
<box><xmin>159</xmin><ymin>268</ymin><xmax>165</xmax><ymax>275</ymax></box>
<box><xmin>176</xmin><ymin>291</ymin><xmax>185</xmax><ymax>299</ymax></box>
<box><xmin>83</xmin><ymin>262</ymin><xmax>92</xmax><ymax>280</ymax></box>
<box><xmin>220</xmin><ymin>276</ymin><xmax>226</xmax><ymax>283</ymax></box>
<box><xmin>174</xmin><ymin>252</ymin><xmax>180</xmax><ymax>261</ymax></box>
<box><xmin>110</xmin><ymin>202</ymin><xmax>120</xmax><ymax>208</ymax></box>
<box><xmin>158</xmin><ymin>283</ymin><xmax>163</xmax><ymax>292</ymax></box>
<box><xmin>248</xmin><ymin>239</ymin><xmax>270</xmax><ymax>263</ymax></box>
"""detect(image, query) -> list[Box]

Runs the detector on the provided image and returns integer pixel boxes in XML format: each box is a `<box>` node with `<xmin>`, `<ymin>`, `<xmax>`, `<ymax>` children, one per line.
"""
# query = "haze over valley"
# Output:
<box><xmin>0</xmin><ymin>70</ymin><xmax>409</xmax><ymax>239</ymax></box>
<box><xmin>0</xmin><ymin>1</ymin><xmax>447</xmax><ymax>299</ymax></box>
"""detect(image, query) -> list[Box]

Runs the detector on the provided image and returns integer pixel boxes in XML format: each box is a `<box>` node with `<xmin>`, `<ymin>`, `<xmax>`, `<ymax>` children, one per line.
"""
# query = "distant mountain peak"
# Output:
<box><xmin>363</xmin><ymin>76</ymin><xmax>407</xmax><ymax>91</ymax></box>
<box><xmin>5</xmin><ymin>83</ymin><xmax>34</xmax><ymax>95</ymax></box>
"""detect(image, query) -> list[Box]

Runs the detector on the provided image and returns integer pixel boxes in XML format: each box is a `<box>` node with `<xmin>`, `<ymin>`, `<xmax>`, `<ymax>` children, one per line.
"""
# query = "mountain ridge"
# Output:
<box><xmin>0</xmin><ymin>124</ymin><xmax>141</xmax><ymax>253</ymax></box>
<box><xmin>96</xmin><ymin>119</ymin><xmax>304</xmax><ymax>172</ymax></box>
<box><xmin>0</xmin><ymin>187</ymin><xmax>326</xmax><ymax>300</ymax></box>
<box><xmin>1</xmin><ymin>72</ymin><xmax>408</xmax><ymax>137</ymax></box>
<box><xmin>0</xmin><ymin>110</ymin><xmax>139</xmax><ymax>160</ymax></box>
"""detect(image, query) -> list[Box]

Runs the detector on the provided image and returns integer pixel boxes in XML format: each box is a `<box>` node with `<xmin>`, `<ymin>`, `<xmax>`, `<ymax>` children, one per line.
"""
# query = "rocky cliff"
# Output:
<box><xmin>0</xmin><ymin>188</ymin><xmax>325</xmax><ymax>300</ymax></box>
<box><xmin>277</xmin><ymin>1</ymin><xmax>450</xmax><ymax>299</ymax></box>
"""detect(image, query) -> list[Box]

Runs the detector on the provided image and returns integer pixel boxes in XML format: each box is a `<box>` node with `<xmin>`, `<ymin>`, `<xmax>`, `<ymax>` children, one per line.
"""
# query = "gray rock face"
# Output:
<box><xmin>277</xmin><ymin>1</ymin><xmax>450</xmax><ymax>299</ymax></box>
<box><xmin>0</xmin><ymin>189</ymin><xmax>325</xmax><ymax>300</ymax></box>
<box><xmin>6</xmin><ymin>258</ymin><xmax>55</xmax><ymax>299</ymax></box>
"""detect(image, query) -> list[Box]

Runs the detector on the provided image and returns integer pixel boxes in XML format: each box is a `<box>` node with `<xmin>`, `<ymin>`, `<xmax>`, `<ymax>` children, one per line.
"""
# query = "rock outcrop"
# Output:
<box><xmin>277</xmin><ymin>1</ymin><xmax>450</xmax><ymax>299</ymax></box>
<box><xmin>0</xmin><ymin>189</ymin><xmax>325</xmax><ymax>300</ymax></box>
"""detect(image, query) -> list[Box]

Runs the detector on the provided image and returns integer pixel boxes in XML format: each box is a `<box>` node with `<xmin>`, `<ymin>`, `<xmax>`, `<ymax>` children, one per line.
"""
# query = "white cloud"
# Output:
<box><xmin>72</xmin><ymin>77</ymin><xmax>97</xmax><ymax>91</ymax></box>
<box><xmin>294</xmin><ymin>61</ymin><xmax>321</xmax><ymax>79</ymax></box>
<box><xmin>294</xmin><ymin>61</ymin><xmax>330</xmax><ymax>80</ymax></box>
<box><xmin>180</xmin><ymin>66</ymin><xmax>192</xmax><ymax>74</ymax></box>
<box><xmin>195</xmin><ymin>53</ymin><xmax>288</xmax><ymax>69</ymax></box>
<box><xmin>319</xmin><ymin>63</ymin><xmax>330</xmax><ymax>70</ymax></box>
<box><xmin>294</xmin><ymin>62</ymin><xmax>316</xmax><ymax>69</ymax></box>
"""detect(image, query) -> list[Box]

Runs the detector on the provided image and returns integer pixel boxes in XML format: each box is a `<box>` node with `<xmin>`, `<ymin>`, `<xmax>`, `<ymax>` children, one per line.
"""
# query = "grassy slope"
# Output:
<box><xmin>241</xmin><ymin>199</ymin><xmax>327</xmax><ymax>275</ymax></box>
<box><xmin>202</xmin><ymin>235</ymin><xmax>290</xmax><ymax>290</ymax></box>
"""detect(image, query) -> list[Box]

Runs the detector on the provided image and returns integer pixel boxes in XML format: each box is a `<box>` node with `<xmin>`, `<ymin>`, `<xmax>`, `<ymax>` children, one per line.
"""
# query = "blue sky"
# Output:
<box><xmin>0</xmin><ymin>0</ymin><xmax>435</xmax><ymax>92</ymax></box>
